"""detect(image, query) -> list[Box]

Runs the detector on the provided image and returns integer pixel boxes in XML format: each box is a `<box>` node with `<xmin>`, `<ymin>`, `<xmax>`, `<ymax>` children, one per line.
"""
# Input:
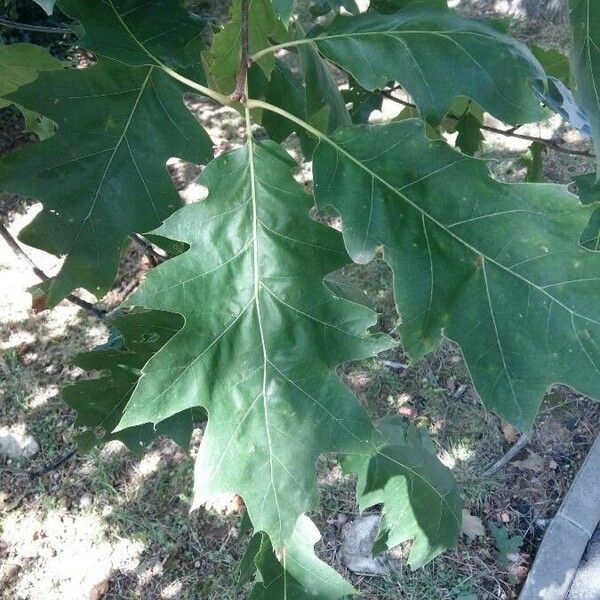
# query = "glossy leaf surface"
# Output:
<box><xmin>313</xmin><ymin>120</ymin><xmax>600</xmax><ymax>431</ymax></box>
<box><xmin>115</xmin><ymin>138</ymin><xmax>393</xmax><ymax>546</ymax></box>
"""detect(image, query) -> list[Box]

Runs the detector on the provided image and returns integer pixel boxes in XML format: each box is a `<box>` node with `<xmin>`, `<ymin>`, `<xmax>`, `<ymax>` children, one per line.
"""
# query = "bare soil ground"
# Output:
<box><xmin>1</xmin><ymin>2</ymin><xmax>600</xmax><ymax>599</ymax></box>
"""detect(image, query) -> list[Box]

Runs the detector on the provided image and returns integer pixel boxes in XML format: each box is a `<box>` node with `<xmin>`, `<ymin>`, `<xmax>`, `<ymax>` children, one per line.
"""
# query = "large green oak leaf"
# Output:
<box><xmin>291</xmin><ymin>7</ymin><xmax>546</xmax><ymax>124</ymax></box>
<box><xmin>313</xmin><ymin>120</ymin><xmax>600</xmax><ymax>432</ymax></box>
<box><xmin>113</xmin><ymin>138</ymin><xmax>394</xmax><ymax>547</ymax></box>
<box><xmin>0</xmin><ymin>59</ymin><xmax>213</xmax><ymax>305</ymax></box>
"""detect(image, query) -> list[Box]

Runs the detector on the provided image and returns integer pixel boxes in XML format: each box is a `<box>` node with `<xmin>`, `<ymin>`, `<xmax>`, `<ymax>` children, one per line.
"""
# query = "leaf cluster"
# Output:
<box><xmin>2</xmin><ymin>0</ymin><xmax>600</xmax><ymax>596</ymax></box>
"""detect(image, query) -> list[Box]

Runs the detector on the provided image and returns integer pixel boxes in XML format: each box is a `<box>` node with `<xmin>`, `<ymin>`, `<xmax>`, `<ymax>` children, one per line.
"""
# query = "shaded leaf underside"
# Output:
<box><xmin>308</xmin><ymin>8</ymin><xmax>545</xmax><ymax>124</ymax></box>
<box><xmin>62</xmin><ymin>309</ymin><xmax>204</xmax><ymax>453</ymax></box>
<box><xmin>243</xmin><ymin>515</ymin><xmax>354</xmax><ymax>599</ymax></box>
<box><xmin>0</xmin><ymin>59</ymin><xmax>212</xmax><ymax>305</ymax></box>
<box><xmin>342</xmin><ymin>417</ymin><xmax>461</xmax><ymax>567</ymax></box>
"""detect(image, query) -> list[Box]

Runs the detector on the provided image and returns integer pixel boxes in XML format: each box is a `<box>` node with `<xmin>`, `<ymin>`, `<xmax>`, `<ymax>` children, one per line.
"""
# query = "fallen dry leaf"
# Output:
<box><xmin>461</xmin><ymin>510</ymin><xmax>485</xmax><ymax>539</ymax></box>
<box><xmin>508</xmin><ymin>562</ymin><xmax>529</xmax><ymax>584</ymax></box>
<box><xmin>89</xmin><ymin>579</ymin><xmax>109</xmax><ymax>600</ymax></box>
<box><xmin>513</xmin><ymin>451</ymin><xmax>545</xmax><ymax>473</ymax></box>
<box><xmin>501</xmin><ymin>421</ymin><xmax>520</xmax><ymax>444</ymax></box>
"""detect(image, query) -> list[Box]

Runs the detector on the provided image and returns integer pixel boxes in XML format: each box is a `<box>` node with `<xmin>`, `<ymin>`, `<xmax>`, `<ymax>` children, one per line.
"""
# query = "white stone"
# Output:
<box><xmin>0</xmin><ymin>427</ymin><xmax>39</xmax><ymax>460</ymax></box>
<box><xmin>341</xmin><ymin>515</ymin><xmax>391</xmax><ymax>576</ymax></box>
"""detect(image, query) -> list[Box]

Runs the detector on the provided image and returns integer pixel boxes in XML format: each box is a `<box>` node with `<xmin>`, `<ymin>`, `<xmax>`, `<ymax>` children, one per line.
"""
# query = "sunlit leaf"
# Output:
<box><xmin>307</xmin><ymin>7</ymin><xmax>545</xmax><ymax>124</ymax></box>
<box><xmin>313</xmin><ymin>120</ymin><xmax>600</xmax><ymax>431</ymax></box>
<box><xmin>114</xmin><ymin>138</ymin><xmax>393</xmax><ymax>546</ymax></box>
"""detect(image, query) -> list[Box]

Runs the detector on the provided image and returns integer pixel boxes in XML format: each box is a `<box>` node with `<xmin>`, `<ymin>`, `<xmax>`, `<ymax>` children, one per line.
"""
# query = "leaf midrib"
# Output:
<box><xmin>66</xmin><ymin>66</ymin><xmax>154</xmax><ymax>260</ymax></box>
<box><xmin>200</xmin><ymin>134</ymin><xmax>460</xmax><ymax>540</ymax></box>
<box><xmin>243</xmin><ymin>135</ymin><xmax>460</xmax><ymax>535</ymax></box>
<box><xmin>245</xmin><ymin>111</ymin><xmax>284</xmax><ymax>544</ymax></box>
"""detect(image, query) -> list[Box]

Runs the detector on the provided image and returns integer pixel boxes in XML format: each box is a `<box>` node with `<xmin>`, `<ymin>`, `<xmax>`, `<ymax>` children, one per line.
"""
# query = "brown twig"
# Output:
<box><xmin>484</xmin><ymin>435</ymin><xmax>530</xmax><ymax>477</ymax></box>
<box><xmin>231</xmin><ymin>0</ymin><xmax>252</xmax><ymax>102</ymax></box>
<box><xmin>29</xmin><ymin>448</ymin><xmax>77</xmax><ymax>477</ymax></box>
<box><xmin>381</xmin><ymin>90</ymin><xmax>596</xmax><ymax>159</ymax></box>
<box><xmin>0</xmin><ymin>448</ymin><xmax>78</xmax><ymax>479</ymax></box>
<box><xmin>0</xmin><ymin>17</ymin><xmax>70</xmax><ymax>34</ymax></box>
<box><xmin>0</xmin><ymin>222</ymin><xmax>107</xmax><ymax>317</ymax></box>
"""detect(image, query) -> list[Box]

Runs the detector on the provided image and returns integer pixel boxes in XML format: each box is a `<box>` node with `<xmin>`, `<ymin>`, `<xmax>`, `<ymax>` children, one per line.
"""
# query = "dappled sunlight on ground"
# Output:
<box><xmin>1</xmin><ymin>509</ymin><xmax>144</xmax><ymax>599</ymax></box>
